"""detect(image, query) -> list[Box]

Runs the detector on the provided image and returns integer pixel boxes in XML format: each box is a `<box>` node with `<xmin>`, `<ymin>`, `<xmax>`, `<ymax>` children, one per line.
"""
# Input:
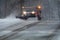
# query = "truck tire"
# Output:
<box><xmin>37</xmin><ymin>15</ymin><xmax>41</xmax><ymax>20</ymax></box>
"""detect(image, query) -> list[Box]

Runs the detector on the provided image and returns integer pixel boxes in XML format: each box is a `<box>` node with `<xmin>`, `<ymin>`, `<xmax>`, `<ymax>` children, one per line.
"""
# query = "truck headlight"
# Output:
<box><xmin>32</xmin><ymin>11</ymin><xmax>35</xmax><ymax>14</ymax></box>
<box><xmin>23</xmin><ymin>11</ymin><xmax>27</xmax><ymax>15</ymax></box>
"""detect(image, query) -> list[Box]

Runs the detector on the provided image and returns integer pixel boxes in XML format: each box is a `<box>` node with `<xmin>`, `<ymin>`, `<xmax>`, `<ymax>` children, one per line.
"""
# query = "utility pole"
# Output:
<box><xmin>5</xmin><ymin>0</ymin><xmax>7</xmax><ymax>18</ymax></box>
<box><xmin>20</xmin><ymin>0</ymin><xmax>24</xmax><ymax>15</ymax></box>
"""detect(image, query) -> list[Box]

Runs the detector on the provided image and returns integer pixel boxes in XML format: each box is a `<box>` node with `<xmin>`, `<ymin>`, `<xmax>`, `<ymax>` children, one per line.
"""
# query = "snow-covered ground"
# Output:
<box><xmin>0</xmin><ymin>18</ymin><xmax>23</xmax><ymax>36</ymax></box>
<box><xmin>0</xmin><ymin>18</ymin><xmax>23</xmax><ymax>30</ymax></box>
<box><xmin>0</xmin><ymin>17</ymin><xmax>39</xmax><ymax>36</ymax></box>
<box><xmin>6</xmin><ymin>20</ymin><xmax>59</xmax><ymax>40</ymax></box>
<box><xmin>0</xmin><ymin>14</ymin><xmax>60</xmax><ymax>40</ymax></box>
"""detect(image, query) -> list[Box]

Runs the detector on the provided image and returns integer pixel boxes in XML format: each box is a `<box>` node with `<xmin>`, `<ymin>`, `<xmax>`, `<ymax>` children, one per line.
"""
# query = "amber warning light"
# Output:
<box><xmin>36</xmin><ymin>5</ymin><xmax>42</xmax><ymax>10</ymax></box>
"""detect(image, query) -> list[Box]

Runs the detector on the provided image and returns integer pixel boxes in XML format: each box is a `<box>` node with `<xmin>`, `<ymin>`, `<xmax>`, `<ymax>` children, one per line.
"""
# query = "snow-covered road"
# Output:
<box><xmin>0</xmin><ymin>18</ymin><xmax>39</xmax><ymax>36</ymax></box>
<box><xmin>0</xmin><ymin>18</ymin><xmax>60</xmax><ymax>40</ymax></box>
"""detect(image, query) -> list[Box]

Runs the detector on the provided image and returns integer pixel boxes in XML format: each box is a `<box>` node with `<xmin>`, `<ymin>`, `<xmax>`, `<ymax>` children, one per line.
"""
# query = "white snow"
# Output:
<box><xmin>0</xmin><ymin>18</ymin><xmax>24</xmax><ymax>30</ymax></box>
<box><xmin>0</xmin><ymin>15</ymin><xmax>38</xmax><ymax>36</ymax></box>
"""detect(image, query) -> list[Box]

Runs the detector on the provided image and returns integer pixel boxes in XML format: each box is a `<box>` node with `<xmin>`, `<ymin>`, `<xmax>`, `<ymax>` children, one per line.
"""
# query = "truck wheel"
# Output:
<box><xmin>38</xmin><ymin>17</ymin><xmax>41</xmax><ymax>20</ymax></box>
<box><xmin>37</xmin><ymin>15</ymin><xmax>41</xmax><ymax>20</ymax></box>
